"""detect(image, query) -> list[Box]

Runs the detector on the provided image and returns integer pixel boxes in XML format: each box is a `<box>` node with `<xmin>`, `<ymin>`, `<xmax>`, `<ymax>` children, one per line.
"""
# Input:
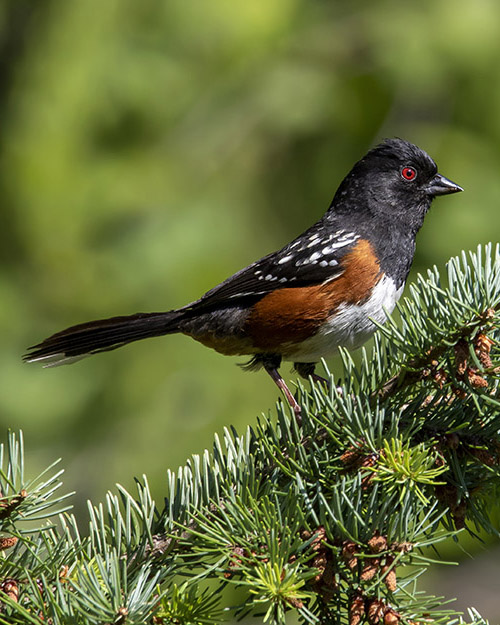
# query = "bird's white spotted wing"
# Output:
<box><xmin>187</xmin><ymin>228</ymin><xmax>359</xmax><ymax>309</ymax></box>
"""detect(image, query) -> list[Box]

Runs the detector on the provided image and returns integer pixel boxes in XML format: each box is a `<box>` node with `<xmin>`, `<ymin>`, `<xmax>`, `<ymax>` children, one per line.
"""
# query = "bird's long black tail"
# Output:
<box><xmin>23</xmin><ymin>311</ymin><xmax>184</xmax><ymax>366</ymax></box>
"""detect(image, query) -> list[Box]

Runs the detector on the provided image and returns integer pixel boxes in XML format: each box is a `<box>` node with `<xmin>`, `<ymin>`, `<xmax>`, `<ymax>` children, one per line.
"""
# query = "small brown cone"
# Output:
<box><xmin>350</xmin><ymin>594</ymin><xmax>365</xmax><ymax>625</ymax></box>
<box><xmin>367</xmin><ymin>599</ymin><xmax>385</xmax><ymax>624</ymax></box>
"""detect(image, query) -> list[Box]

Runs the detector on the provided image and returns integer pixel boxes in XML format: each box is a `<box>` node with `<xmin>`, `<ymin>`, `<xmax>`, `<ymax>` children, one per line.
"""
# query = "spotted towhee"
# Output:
<box><xmin>24</xmin><ymin>139</ymin><xmax>462</xmax><ymax>415</ymax></box>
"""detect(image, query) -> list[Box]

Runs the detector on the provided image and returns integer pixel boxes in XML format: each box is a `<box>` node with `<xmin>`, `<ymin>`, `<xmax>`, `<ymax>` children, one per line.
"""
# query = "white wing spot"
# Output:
<box><xmin>278</xmin><ymin>254</ymin><xmax>293</xmax><ymax>265</ymax></box>
<box><xmin>320</xmin><ymin>260</ymin><xmax>328</xmax><ymax>267</ymax></box>
<box><xmin>331</xmin><ymin>240</ymin><xmax>352</xmax><ymax>251</ymax></box>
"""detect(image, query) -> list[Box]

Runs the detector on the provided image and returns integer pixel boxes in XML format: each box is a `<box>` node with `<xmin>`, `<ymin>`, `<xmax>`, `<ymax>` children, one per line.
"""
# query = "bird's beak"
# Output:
<box><xmin>427</xmin><ymin>173</ymin><xmax>463</xmax><ymax>197</ymax></box>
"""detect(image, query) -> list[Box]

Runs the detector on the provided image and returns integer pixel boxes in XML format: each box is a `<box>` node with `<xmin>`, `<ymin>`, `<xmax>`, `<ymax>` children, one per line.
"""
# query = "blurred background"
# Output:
<box><xmin>1</xmin><ymin>0</ymin><xmax>499</xmax><ymax>619</ymax></box>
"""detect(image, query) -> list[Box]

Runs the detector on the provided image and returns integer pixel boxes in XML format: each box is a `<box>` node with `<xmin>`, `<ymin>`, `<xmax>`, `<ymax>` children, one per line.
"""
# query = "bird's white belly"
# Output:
<box><xmin>283</xmin><ymin>274</ymin><xmax>403</xmax><ymax>362</ymax></box>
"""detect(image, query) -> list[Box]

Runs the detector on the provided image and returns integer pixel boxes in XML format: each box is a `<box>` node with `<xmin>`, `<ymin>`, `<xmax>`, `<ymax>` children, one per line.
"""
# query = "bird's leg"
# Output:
<box><xmin>265</xmin><ymin>365</ymin><xmax>302</xmax><ymax>419</ymax></box>
<box><xmin>294</xmin><ymin>362</ymin><xmax>344</xmax><ymax>400</ymax></box>
<box><xmin>294</xmin><ymin>362</ymin><xmax>330</xmax><ymax>388</ymax></box>
<box><xmin>258</xmin><ymin>354</ymin><xmax>302</xmax><ymax>420</ymax></box>
<box><xmin>242</xmin><ymin>354</ymin><xmax>302</xmax><ymax>419</ymax></box>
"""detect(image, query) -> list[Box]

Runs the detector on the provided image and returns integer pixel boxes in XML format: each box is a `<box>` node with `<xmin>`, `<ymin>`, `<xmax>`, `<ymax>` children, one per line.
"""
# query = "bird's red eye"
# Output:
<box><xmin>401</xmin><ymin>166</ymin><xmax>417</xmax><ymax>181</ymax></box>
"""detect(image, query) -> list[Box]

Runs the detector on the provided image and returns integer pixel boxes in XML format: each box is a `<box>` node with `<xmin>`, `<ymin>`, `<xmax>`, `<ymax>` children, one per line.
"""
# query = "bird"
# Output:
<box><xmin>24</xmin><ymin>139</ymin><xmax>462</xmax><ymax>416</ymax></box>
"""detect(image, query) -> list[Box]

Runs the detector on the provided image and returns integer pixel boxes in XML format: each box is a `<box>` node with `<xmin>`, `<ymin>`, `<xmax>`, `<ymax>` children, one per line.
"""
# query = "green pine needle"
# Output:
<box><xmin>3</xmin><ymin>245</ymin><xmax>500</xmax><ymax>623</ymax></box>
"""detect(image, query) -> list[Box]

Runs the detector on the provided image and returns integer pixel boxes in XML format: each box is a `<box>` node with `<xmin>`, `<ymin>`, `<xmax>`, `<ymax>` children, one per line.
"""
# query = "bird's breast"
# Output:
<box><xmin>245</xmin><ymin>239</ymin><xmax>383</xmax><ymax>352</ymax></box>
<box><xmin>280</xmin><ymin>273</ymin><xmax>403</xmax><ymax>362</ymax></box>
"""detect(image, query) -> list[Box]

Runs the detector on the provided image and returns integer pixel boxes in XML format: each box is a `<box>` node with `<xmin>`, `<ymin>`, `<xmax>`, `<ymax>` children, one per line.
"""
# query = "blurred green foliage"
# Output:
<box><xmin>0</xmin><ymin>0</ymin><xmax>498</xmax><ymax>550</ymax></box>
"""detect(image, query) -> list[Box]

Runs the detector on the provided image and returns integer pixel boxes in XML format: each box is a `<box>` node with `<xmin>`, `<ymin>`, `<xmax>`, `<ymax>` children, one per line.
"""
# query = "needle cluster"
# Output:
<box><xmin>1</xmin><ymin>245</ymin><xmax>500</xmax><ymax>624</ymax></box>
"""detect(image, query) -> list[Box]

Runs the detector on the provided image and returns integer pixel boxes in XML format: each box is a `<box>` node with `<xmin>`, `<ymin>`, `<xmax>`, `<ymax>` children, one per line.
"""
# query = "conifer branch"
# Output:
<box><xmin>2</xmin><ymin>245</ymin><xmax>500</xmax><ymax>624</ymax></box>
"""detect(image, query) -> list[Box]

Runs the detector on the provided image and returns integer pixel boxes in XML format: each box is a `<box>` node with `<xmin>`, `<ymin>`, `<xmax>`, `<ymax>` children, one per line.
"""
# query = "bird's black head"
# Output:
<box><xmin>330</xmin><ymin>138</ymin><xmax>462</xmax><ymax>228</ymax></box>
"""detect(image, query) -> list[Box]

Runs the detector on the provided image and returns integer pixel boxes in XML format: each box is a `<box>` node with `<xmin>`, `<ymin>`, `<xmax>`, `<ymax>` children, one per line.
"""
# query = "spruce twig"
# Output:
<box><xmin>2</xmin><ymin>244</ymin><xmax>500</xmax><ymax>624</ymax></box>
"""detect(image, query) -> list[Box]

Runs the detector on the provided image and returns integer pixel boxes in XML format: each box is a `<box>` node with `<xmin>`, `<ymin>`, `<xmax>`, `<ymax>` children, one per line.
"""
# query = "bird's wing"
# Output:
<box><xmin>184</xmin><ymin>227</ymin><xmax>360</xmax><ymax>310</ymax></box>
